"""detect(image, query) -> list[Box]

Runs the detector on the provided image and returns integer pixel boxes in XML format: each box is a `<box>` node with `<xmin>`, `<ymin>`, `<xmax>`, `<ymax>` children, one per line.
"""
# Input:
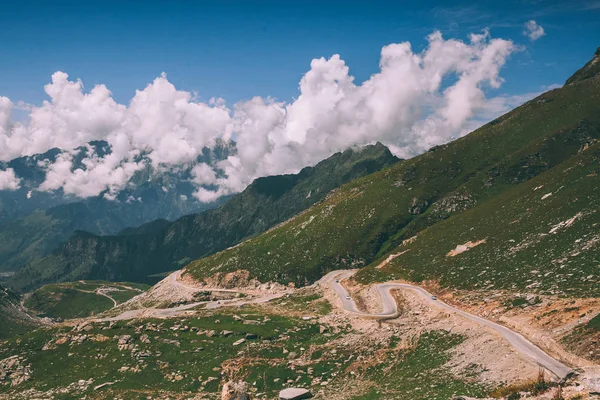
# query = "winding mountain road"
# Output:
<box><xmin>325</xmin><ymin>270</ymin><xmax>573</xmax><ymax>380</ymax></box>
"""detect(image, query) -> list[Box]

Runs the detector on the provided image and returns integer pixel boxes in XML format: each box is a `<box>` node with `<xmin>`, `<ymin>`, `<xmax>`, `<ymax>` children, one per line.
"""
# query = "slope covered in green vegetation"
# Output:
<box><xmin>24</xmin><ymin>281</ymin><xmax>149</xmax><ymax>319</ymax></box>
<box><xmin>9</xmin><ymin>144</ymin><xmax>398</xmax><ymax>291</ymax></box>
<box><xmin>185</xmin><ymin>50</ymin><xmax>600</xmax><ymax>297</ymax></box>
<box><xmin>357</xmin><ymin>139</ymin><xmax>600</xmax><ymax>297</ymax></box>
<box><xmin>0</xmin><ymin>310</ymin><xmax>488</xmax><ymax>400</ymax></box>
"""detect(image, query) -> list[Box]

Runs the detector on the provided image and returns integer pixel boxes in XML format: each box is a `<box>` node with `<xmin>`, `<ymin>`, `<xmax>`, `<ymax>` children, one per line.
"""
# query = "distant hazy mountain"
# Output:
<box><xmin>0</xmin><ymin>140</ymin><xmax>233</xmax><ymax>273</ymax></box>
<box><xmin>8</xmin><ymin>143</ymin><xmax>399</xmax><ymax>291</ymax></box>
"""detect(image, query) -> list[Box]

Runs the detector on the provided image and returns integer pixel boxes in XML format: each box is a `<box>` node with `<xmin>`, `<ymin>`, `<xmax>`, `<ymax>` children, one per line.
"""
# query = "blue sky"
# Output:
<box><xmin>1</xmin><ymin>0</ymin><xmax>599</xmax><ymax>107</ymax></box>
<box><xmin>1</xmin><ymin>0</ymin><xmax>600</xmax><ymax>197</ymax></box>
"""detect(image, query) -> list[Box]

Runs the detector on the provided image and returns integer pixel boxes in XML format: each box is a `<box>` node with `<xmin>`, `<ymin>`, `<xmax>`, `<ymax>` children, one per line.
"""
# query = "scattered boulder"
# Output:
<box><xmin>158</xmin><ymin>338</ymin><xmax>181</xmax><ymax>347</ymax></box>
<box><xmin>42</xmin><ymin>340</ymin><xmax>56</xmax><ymax>351</ymax></box>
<box><xmin>245</xmin><ymin>333</ymin><xmax>258</xmax><ymax>340</ymax></box>
<box><xmin>221</xmin><ymin>380</ymin><xmax>250</xmax><ymax>400</ymax></box>
<box><xmin>116</xmin><ymin>335</ymin><xmax>133</xmax><ymax>350</ymax></box>
<box><xmin>279</xmin><ymin>388</ymin><xmax>312</xmax><ymax>400</ymax></box>
<box><xmin>91</xmin><ymin>334</ymin><xmax>110</xmax><ymax>343</ymax></box>
<box><xmin>221</xmin><ymin>330</ymin><xmax>234</xmax><ymax>337</ymax></box>
<box><xmin>117</xmin><ymin>335</ymin><xmax>132</xmax><ymax>345</ymax></box>
<box><xmin>71</xmin><ymin>334</ymin><xmax>88</xmax><ymax>345</ymax></box>
<box><xmin>140</xmin><ymin>334</ymin><xmax>151</xmax><ymax>344</ymax></box>
<box><xmin>233</xmin><ymin>338</ymin><xmax>246</xmax><ymax>346</ymax></box>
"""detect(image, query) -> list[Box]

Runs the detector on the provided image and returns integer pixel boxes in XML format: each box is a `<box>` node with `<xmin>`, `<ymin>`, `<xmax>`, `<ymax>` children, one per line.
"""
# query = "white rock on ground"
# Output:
<box><xmin>279</xmin><ymin>388</ymin><xmax>312</xmax><ymax>400</ymax></box>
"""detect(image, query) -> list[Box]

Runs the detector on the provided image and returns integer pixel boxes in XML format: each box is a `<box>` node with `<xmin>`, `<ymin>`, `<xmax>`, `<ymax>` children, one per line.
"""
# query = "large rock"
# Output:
<box><xmin>221</xmin><ymin>380</ymin><xmax>250</xmax><ymax>400</ymax></box>
<box><xmin>279</xmin><ymin>388</ymin><xmax>312</xmax><ymax>400</ymax></box>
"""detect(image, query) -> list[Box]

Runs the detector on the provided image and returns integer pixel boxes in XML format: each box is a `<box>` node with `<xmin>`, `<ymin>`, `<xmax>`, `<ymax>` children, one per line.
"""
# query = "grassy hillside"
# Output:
<box><xmin>8</xmin><ymin>144</ymin><xmax>399</xmax><ymax>292</ymax></box>
<box><xmin>0</xmin><ymin>285</ymin><xmax>38</xmax><ymax>339</ymax></box>
<box><xmin>357</xmin><ymin>140</ymin><xmax>600</xmax><ymax>297</ymax></box>
<box><xmin>184</xmin><ymin>51</ymin><xmax>600</xmax><ymax>297</ymax></box>
<box><xmin>562</xmin><ymin>311</ymin><xmax>600</xmax><ymax>364</ymax></box>
<box><xmin>24</xmin><ymin>281</ymin><xmax>149</xmax><ymax>319</ymax></box>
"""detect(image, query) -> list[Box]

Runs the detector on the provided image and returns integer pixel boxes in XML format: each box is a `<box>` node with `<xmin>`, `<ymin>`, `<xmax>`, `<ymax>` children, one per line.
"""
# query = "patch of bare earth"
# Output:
<box><xmin>447</xmin><ymin>239</ymin><xmax>487</xmax><ymax>257</ymax></box>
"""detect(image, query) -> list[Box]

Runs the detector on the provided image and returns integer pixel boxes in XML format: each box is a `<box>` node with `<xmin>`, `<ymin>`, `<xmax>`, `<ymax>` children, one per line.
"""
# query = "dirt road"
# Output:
<box><xmin>103</xmin><ymin>270</ymin><xmax>285</xmax><ymax>321</ymax></box>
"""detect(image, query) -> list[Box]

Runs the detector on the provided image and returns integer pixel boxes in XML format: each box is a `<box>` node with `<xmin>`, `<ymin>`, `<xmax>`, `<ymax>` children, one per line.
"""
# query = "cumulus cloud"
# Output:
<box><xmin>0</xmin><ymin>30</ymin><xmax>518</xmax><ymax>201</ymax></box>
<box><xmin>523</xmin><ymin>20</ymin><xmax>545</xmax><ymax>41</ymax></box>
<box><xmin>0</xmin><ymin>168</ymin><xmax>21</xmax><ymax>190</ymax></box>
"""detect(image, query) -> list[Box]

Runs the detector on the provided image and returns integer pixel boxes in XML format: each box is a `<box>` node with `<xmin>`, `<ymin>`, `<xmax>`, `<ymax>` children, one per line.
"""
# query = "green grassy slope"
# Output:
<box><xmin>357</xmin><ymin>140</ymin><xmax>600</xmax><ymax>297</ymax></box>
<box><xmin>588</xmin><ymin>314</ymin><xmax>600</xmax><ymax>330</ymax></box>
<box><xmin>24</xmin><ymin>281</ymin><xmax>149</xmax><ymax>319</ymax></box>
<box><xmin>185</xmin><ymin>51</ymin><xmax>600</xmax><ymax>296</ymax></box>
<box><xmin>8</xmin><ymin>144</ymin><xmax>398</xmax><ymax>292</ymax></box>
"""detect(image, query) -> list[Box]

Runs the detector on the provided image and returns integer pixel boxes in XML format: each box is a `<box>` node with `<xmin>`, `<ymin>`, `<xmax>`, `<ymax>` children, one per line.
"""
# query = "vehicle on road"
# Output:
<box><xmin>431</xmin><ymin>295</ymin><xmax>437</xmax><ymax>300</ymax></box>
<box><xmin>345</xmin><ymin>295</ymin><xmax>351</xmax><ymax>300</ymax></box>
<box><xmin>335</xmin><ymin>279</ymin><xmax>340</xmax><ymax>283</ymax></box>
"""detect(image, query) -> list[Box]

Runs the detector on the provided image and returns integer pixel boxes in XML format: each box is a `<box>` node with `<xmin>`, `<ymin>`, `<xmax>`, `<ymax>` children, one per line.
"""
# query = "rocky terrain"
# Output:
<box><xmin>1</xmin><ymin>269</ymin><xmax>598</xmax><ymax>399</ymax></box>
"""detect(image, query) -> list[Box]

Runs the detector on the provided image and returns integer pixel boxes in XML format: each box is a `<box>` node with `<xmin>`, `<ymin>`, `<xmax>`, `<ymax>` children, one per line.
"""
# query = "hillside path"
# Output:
<box><xmin>323</xmin><ymin>270</ymin><xmax>573</xmax><ymax>380</ymax></box>
<box><xmin>103</xmin><ymin>270</ymin><xmax>285</xmax><ymax>321</ymax></box>
<box><xmin>76</xmin><ymin>287</ymin><xmax>118</xmax><ymax>308</ymax></box>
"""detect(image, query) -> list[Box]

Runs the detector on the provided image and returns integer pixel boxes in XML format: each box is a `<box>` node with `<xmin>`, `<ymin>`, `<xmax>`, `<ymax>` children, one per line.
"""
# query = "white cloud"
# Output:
<box><xmin>191</xmin><ymin>163</ymin><xmax>218</xmax><ymax>185</ymax></box>
<box><xmin>0</xmin><ymin>30</ymin><xmax>518</xmax><ymax>201</ymax></box>
<box><xmin>0</xmin><ymin>168</ymin><xmax>21</xmax><ymax>190</ymax></box>
<box><xmin>523</xmin><ymin>20</ymin><xmax>545</xmax><ymax>41</ymax></box>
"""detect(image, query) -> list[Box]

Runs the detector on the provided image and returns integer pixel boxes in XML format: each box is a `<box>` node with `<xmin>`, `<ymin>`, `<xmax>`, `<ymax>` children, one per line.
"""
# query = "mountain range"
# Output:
<box><xmin>182</xmin><ymin>47</ymin><xmax>600</xmax><ymax>298</ymax></box>
<box><xmin>3</xmin><ymin>47</ymin><xmax>599</xmax><ymax>301</ymax></box>
<box><xmin>6</xmin><ymin>143</ymin><xmax>399</xmax><ymax>291</ymax></box>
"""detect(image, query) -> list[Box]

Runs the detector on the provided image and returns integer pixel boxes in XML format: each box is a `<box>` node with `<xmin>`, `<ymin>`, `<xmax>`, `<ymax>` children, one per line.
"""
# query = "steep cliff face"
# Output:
<box><xmin>8</xmin><ymin>143</ymin><xmax>399</xmax><ymax>291</ymax></box>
